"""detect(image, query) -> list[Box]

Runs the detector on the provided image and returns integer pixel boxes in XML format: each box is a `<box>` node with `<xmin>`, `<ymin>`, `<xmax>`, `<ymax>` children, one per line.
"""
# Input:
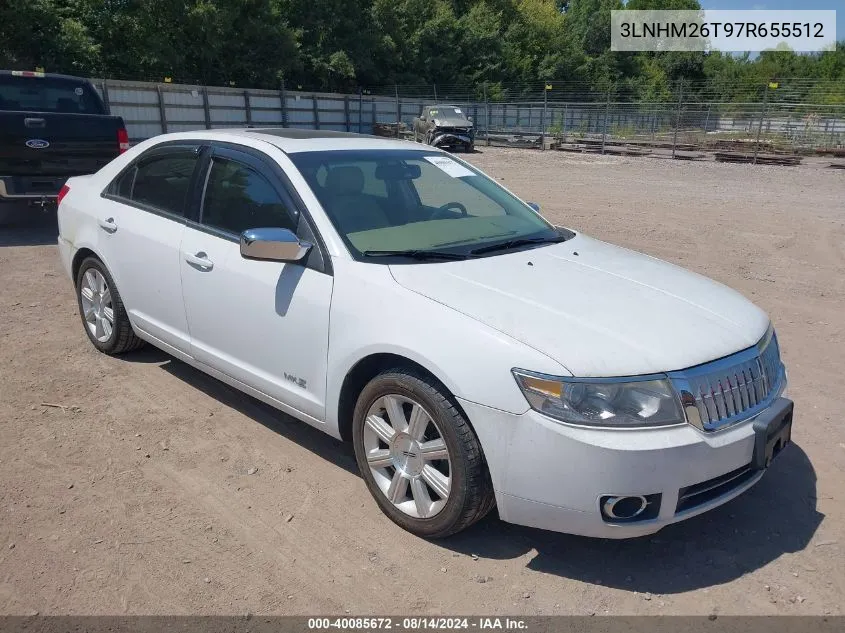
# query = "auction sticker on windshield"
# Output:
<box><xmin>424</xmin><ymin>156</ymin><xmax>475</xmax><ymax>178</ymax></box>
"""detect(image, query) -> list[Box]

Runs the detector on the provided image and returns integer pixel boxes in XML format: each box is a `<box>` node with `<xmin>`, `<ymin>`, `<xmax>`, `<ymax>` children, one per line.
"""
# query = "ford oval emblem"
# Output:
<box><xmin>25</xmin><ymin>139</ymin><xmax>50</xmax><ymax>149</ymax></box>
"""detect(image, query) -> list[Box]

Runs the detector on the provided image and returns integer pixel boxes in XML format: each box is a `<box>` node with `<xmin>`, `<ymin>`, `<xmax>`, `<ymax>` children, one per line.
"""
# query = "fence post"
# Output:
<box><xmin>156</xmin><ymin>84</ymin><xmax>168</xmax><ymax>134</ymax></box>
<box><xmin>433</xmin><ymin>84</ymin><xmax>438</xmax><ymax>103</ymax></box>
<box><xmin>202</xmin><ymin>86</ymin><xmax>212</xmax><ymax>129</ymax></box>
<box><xmin>703</xmin><ymin>102</ymin><xmax>712</xmax><ymax>133</ymax></box>
<box><xmin>371</xmin><ymin>97</ymin><xmax>376</xmax><ymax>132</ymax></box>
<box><xmin>358</xmin><ymin>89</ymin><xmax>363</xmax><ymax>133</ymax></box>
<box><xmin>100</xmin><ymin>80</ymin><xmax>111</xmax><ymax>114</ymax></box>
<box><xmin>484</xmin><ymin>83</ymin><xmax>490</xmax><ymax>147</ymax></box>
<box><xmin>672</xmin><ymin>80</ymin><xmax>684</xmax><ymax>159</ymax></box>
<box><xmin>601</xmin><ymin>87</ymin><xmax>611</xmax><ymax>154</ymax></box>
<box><xmin>562</xmin><ymin>103</ymin><xmax>568</xmax><ymax>143</ymax></box>
<box><xmin>541</xmin><ymin>85</ymin><xmax>548</xmax><ymax>150</ymax></box>
<box><xmin>312</xmin><ymin>93</ymin><xmax>320</xmax><ymax>129</ymax></box>
<box><xmin>395</xmin><ymin>85</ymin><xmax>401</xmax><ymax>138</ymax></box>
<box><xmin>244</xmin><ymin>90</ymin><xmax>253</xmax><ymax>127</ymax></box>
<box><xmin>280</xmin><ymin>80</ymin><xmax>288</xmax><ymax>128</ymax></box>
<box><xmin>344</xmin><ymin>95</ymin><xmax>350</xmax><ymax>132</ymax></box>
<box><xmin>753</xmin><ymin>83</ymin><xmax>769</xmax><ymax>164</ymax></box>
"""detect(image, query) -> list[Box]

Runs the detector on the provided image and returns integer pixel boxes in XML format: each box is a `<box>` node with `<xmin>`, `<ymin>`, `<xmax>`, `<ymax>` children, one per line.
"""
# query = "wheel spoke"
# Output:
<box><xmin>421</xmin><ymin>464</ymin><xmax>450</xmax><ymax>500</ymax></box>
<box><xmin>406</xmin><ymin>404</ymin><xmax>429</xmax><ymax>441</ymax></box>
<box><xmin>101</xmin><ymin>318</ymin><xmax>113</xmax><ymax>339</ymax></box>
<box><xmin>96</xmin><ymin>272</ymin><xmax>106</xmax><ymax>293</ymax></box>
<box><xmin>94</xmin><ymin>316</ymin><xmax>105</xmax><ymax>340</ymax></box>
<box><xmin>101</xmin><ymin>288</ymin><xmax>112</xmax><ymax>308</ymax></box>
<box><xmin>80</xmin><ymin>286</ymin><xmax>95</xmax><ymax>302</ymax></box>
<box><xmin>102</xmin><ymin>306</ymin><xmax>114</xmax><ymax>325</ymax></box>
<box><xmin>420</xmin><ymin>438</ymin><xmax>448</xmax><ymax>461</ymax></box>
<box><xmin>83</xmin><ymin>305</ymin><xmax>96</xmax><ymax>322</ymax></box>
<box><xmin>366</xmin><ymin>448</ymin><xmax>393</xmax><ymax>469</ymax></box>
<box><xmin>365</xmin><ymin>414</ymin><xmax>395</xmax><ymax>445</ymax></box>
<box><xmin>410</xmin><ymin>478</ymin><xmax>432</xmax><ymax>518</ymax></box>
<box><xmin>387</xmin><ymin>470</ymin><xmax>408</xmax><ymax>504</ymax></box>
<box><xmin>382</xmin><ymin>395</ymin><xmax>407</xmax><ymax>432</ymax></box>
<box><xmin>83</xmin><ymin>270</ymin><xmax>97</xmax><ymax>292</ymax></box>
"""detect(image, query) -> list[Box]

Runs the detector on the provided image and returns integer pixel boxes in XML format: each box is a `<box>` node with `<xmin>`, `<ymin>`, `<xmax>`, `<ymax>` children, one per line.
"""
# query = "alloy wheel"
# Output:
<box><xmin>79</xmin><ymin>268</ymin><xmax>114</xmax><ymax>343</ymax></box>
<box><xmin>362</xmin><ymin>394</ymin><xmax>452</xmax><ymax>518</ymax></box>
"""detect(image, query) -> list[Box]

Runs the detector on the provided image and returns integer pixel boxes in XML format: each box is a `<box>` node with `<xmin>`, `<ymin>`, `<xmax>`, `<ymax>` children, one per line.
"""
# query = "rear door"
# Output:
<box><xmin>97</xmin><ymin>143</ymin><xmax>204</xmax><ymax>353</ymax></box>
<box><xmin>179</xmin><ymin>144</ymin><xmax>333</xmax><ymax>421</ymax></box>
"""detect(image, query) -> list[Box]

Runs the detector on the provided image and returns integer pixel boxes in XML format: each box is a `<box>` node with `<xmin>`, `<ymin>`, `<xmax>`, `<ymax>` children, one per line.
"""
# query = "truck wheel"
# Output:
<box><xmin>75</xmin><ymin>257</ymin><xmax>145</xmax><ymax>355</ymax></box>
<box><xmin>352</xmin><ymin>368</ymin><xmax>495</xmax><ymax>538</ymax></box>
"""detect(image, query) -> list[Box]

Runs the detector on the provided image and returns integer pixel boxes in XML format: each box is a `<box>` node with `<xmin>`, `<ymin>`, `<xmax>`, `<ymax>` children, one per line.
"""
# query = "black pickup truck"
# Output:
<box><xmin>0</xmin><ymin>71</ymin><xmax>128</xmax><ymax>222</ymax></box>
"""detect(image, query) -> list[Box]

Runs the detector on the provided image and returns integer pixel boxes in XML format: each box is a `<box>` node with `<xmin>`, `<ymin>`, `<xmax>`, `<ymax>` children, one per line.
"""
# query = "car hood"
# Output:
<box><xmin>389</xmin><ymin>233</ymin><xmax>770</xmax><ymax>377</ymax></box>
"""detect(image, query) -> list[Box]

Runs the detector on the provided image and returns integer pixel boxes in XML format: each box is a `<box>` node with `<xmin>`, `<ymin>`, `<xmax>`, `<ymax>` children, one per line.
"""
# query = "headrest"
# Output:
<box><xmin>326</xmin><ymin>166</ymin><xmax>364</xmax><ymax>196</ymax></box>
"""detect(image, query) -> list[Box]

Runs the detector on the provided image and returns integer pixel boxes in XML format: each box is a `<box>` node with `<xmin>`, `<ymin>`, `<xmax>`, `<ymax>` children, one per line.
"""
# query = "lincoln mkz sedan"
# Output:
<box><xmin>57</xmin><ymin>129</ymin><xmax>793</xmax><ymax>538</ymax></box>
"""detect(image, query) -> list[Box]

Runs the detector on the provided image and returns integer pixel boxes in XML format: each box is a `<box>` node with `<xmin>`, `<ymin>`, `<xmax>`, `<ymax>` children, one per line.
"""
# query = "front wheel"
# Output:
<box><xmin>352</xmin><ymin>368</ymin><xmax>495</xmax><ymax>538</ymax></box>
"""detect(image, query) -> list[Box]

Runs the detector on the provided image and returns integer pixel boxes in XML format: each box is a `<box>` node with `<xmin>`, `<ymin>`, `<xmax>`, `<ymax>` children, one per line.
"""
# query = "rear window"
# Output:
<box><xmin>0</xmin><ymin>75</ymin><xmax>105</xmax><ymax>114</ymax></box>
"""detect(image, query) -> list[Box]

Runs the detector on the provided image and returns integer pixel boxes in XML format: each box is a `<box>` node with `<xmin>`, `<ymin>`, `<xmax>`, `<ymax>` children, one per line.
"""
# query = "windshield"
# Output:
<box><xmin>430</xmin><ymin>107</ymin><xmax>466</xmax><ymax>120</ymax></box>
<box><xmin>289</xmin><ymin>149</ymin><xmax>560</xmax><ymax>259</ymax></box>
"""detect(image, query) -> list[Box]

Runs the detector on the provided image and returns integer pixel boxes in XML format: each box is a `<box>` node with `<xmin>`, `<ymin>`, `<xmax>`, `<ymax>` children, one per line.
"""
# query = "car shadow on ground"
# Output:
<box><xmin>442</xmin><ymin>442</ymin><xmax>821</xmax><ymax>594</ymax></box>
<box><xmin>153</xmin><ymin>353</ymin><xmax>358</xmax><ymax>476</ymax></box>
<box><xmin>123</xmin><ymin>347</ymin><xmax>820</xmax><ymax>593</ymax></box>
<box><xmin>0</xmin><ymin>211</ymin><xmax>58</xmax><ymax>247</ymax></box>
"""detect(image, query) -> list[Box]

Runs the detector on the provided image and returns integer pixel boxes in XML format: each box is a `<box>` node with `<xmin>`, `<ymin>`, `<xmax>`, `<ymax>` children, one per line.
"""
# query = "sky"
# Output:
<box><xmin>698</xmin><ymin>0</ymin><xmax>843</xmax><ymax>42</ymax></box>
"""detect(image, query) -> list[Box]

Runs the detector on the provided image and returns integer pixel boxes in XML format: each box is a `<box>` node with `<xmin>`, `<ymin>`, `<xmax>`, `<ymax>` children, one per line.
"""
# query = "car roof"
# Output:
<box><xmin>147</xmin><ymin>127</ymin><xmax>431</xmax><ymax>154</ymax></box>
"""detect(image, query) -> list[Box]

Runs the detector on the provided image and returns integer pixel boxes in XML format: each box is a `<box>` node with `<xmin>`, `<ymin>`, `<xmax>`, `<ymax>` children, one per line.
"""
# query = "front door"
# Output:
<box><xmin>179</xmin><ymin>145</ymin><xmax>333</xmax><ymax>421</ymax></box>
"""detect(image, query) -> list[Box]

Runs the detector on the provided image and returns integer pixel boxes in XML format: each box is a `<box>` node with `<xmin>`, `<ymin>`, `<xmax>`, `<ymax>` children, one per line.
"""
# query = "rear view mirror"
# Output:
<box><xmin>375</xmin><ymin>163</ymin><xmax>422</xmax><ymax>180</ymax></box>
<box><xmin>240</xmin><ymin>227</ymin><xmax>312</xmax><ymax>263</ymax></box>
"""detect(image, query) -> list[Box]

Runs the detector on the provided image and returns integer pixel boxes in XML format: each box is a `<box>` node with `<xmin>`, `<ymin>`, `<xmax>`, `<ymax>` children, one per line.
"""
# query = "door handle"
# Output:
<box><xmin>24</xmin><ymin>117</ymin><xmax>46</xmax><ymax>128</ymax></box>
<box><xmin>185</xmin><ymin>251</ymin><xmax>214</xmax><ymax>270</ymax></box>
<box><xmin>98</xmin><ymin>217</ymin><xmax>117</xmax><ymax>233</ymax></box>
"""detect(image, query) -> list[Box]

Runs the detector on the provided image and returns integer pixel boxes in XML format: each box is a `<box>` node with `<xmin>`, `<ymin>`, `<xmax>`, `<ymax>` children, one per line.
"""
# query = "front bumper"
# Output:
<box><xmin>460</xmin><ymin>394</ymin><xmax>792</xmax><ymax>539</ymax></box>
<box><xmin>431</xmin><ymin>132</ymin><xmax>473</xmax><ymax>148</ymax></box>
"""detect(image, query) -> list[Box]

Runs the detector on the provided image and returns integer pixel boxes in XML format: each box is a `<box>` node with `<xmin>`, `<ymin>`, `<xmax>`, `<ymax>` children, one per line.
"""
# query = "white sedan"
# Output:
<box><xmin>57</xmin><ymin>129</ymin><xmax>793</xmax><ymax>538</ymax></box>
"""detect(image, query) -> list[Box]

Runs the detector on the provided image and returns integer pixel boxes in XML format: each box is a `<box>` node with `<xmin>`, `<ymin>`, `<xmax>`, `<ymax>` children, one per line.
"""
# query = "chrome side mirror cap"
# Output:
<box><xmin>240</xmin><ymin>227</ymin><xmax>312</xmax><ymax>263</ymax></box>
<box><xmin>527</xmin><ymin>202</ymin><xmax>541</xmax><ymax>213</ymax></box>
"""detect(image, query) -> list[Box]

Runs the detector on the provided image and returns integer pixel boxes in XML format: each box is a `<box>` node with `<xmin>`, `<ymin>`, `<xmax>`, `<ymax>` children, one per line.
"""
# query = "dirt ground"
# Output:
<box><xmin>0</xmin><ymin>148</ymin><xmax>843</xmax><ymax>616</ymax></box>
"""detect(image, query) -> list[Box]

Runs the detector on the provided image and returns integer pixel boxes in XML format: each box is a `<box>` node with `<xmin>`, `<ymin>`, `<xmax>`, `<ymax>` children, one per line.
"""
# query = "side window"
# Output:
<box><xmin>110</xmin><ymin>149</ymin><xmax>198</xmax><ymax>217</ymax></box>
<box><xmin>201</xmin><ymin>158</ymin><xmax>296</xmax><ymax>235</ymax></box>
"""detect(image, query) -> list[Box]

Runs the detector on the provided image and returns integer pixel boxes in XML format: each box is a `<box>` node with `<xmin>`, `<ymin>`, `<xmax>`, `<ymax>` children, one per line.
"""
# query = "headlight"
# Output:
<box><xmin>512</xmin><ymin>370</ymin><xmax>685</xmax><ymax>428</ymax></box>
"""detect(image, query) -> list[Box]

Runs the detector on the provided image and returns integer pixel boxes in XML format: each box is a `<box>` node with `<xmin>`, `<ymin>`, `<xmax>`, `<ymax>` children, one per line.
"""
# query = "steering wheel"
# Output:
<box><xmin>431</xmin><ymin>202</ymin><xmax>468</xmax><ymax>220</ymax></box>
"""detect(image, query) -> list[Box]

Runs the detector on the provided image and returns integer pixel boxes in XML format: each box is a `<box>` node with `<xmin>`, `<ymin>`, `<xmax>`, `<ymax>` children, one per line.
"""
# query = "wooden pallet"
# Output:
<box><xmin>714</xmin><ymin>151</ymin><xmax>802</xmax><ymax>166</ymax></box>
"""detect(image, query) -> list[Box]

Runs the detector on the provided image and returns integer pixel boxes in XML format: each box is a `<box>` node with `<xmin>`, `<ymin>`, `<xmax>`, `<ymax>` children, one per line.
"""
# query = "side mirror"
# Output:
<box><xmin>527</xmin><ymin>202</ymin><xmax>541</xmax><ymax>213</ymax></box>
<box><xmin>467</xmin><ymin>116</ymin><xmax>473</xmax><ymax>122</ymax></box>
<box><xmin>240</xmin><ymin>227</ymin><xmax>312</xmax><ymax>263</ymax></box>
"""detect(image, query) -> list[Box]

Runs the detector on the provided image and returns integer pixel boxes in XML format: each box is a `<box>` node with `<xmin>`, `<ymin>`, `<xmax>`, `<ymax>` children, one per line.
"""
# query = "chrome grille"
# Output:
<box><xmin>669</xmin><ymin>329</ymin><xmax>784</xmax><ymax>432</ymax></box>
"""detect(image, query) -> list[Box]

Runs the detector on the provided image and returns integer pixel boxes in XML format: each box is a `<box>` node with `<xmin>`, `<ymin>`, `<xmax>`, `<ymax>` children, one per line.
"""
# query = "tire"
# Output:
<box><xmin>352</xmin><ymin>367</ymin><xmax>495</xmax><ymax>538</ymax></box>
<box><xmin>75</xmin><ymin>256</ymin><xmax>145</xmax><ymax>355</ymax></box>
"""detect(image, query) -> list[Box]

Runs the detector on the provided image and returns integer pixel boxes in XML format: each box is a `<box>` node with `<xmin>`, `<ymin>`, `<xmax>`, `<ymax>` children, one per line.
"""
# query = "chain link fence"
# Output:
<box><xmin>94</xmin><ymin>77</ymin><xmax>845</xmax><ymax>166</ymax></box>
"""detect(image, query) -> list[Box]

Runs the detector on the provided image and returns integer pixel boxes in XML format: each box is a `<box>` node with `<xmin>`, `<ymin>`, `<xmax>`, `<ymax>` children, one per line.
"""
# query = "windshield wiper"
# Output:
<box><xmin>362</xmin><ymin>249</ymin><xmax>469</xmax><ymax>261</ymax></box>
<box><xmin>469</xmin><ymin>235</ymin><xmax>567</xmax><ymax>256</ymax></box>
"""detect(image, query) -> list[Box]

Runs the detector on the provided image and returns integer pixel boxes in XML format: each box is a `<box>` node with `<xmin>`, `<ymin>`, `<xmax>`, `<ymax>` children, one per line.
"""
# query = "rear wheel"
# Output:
<box><xmin>352</xmin><ymin>368</ymin><xmax>494</xmax><ymax>538</ymax></box>
<box><xmin>75</xmin><ymin>257</ymin><xmax>144</xmax><ymax>355</ymax></box>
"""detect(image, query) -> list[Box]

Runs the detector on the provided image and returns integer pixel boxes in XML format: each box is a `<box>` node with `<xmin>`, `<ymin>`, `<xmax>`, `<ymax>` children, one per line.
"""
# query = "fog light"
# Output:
<box><xmin>600</xmin><ymin>493</ymin><xmax>661</xmax><ymax>523</ymax></box>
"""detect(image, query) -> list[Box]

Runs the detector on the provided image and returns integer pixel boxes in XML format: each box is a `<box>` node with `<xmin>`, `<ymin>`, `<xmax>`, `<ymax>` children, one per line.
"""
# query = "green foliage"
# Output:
<box><xmin>0</xmin><ymin>0</ymin><xmax>842</xmax><ymax>102</ymax></box>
